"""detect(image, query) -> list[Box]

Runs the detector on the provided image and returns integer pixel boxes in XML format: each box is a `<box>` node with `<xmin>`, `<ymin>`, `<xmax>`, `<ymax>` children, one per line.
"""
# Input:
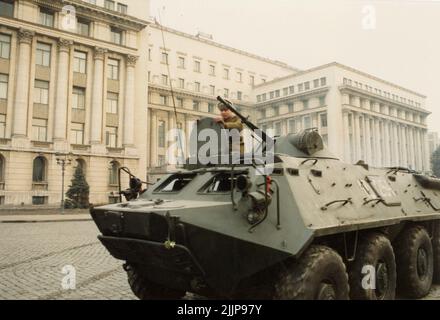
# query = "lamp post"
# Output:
<box><xmin>56</xmin><ymin>153</ymin><xmax>72</xmax><ymax>214</ymax></box>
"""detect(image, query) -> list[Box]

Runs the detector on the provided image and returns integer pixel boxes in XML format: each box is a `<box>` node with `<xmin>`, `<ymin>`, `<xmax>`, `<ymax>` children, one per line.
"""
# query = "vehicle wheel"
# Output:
<box><xmin>273</xmin><ymin>245</ymin><xmax>349</xmax><ymax>300</ymax></box>
<box><xmin>348</xmin><ymin>233</ymin><xmax>396</xmax><ymax>300</ymax></box>
<box><xmin>433</xmin><ymin>221</ymin><xmax>440</xmax><ymax>284</ymax></box>
<box><xmin>125</xmin><ymin>264</ymin><xmax>186</xmax><ymax>300</ymax></box>
<box><xmin>394</xmin><ymin>225</ymin><xmax>434</xmax><ymax>298</ymax></box>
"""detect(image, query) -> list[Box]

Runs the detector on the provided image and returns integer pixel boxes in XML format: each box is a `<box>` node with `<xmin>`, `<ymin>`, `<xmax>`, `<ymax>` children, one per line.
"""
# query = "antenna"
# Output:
<box><xmin>157</xmin><ymin>9</ymin><xmax>185</xmax><ymax>166</ymax></box>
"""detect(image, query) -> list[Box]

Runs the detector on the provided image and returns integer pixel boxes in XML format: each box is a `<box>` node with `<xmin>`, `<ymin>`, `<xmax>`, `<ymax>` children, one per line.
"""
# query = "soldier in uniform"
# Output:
<box><xmin>214</xmin><ymin>102</ymin><xmax>245</xmax><ymax>155</ymax></box>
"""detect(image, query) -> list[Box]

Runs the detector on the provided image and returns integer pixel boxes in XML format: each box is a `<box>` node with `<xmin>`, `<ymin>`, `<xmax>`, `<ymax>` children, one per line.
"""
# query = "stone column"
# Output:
<box><xmin>374</xmin><ymin>118</ymin><xmax>382</xmax><ymax>166</ymax></box>
<box><xmin>90</xmin><ymin>47</ymin><xmax>107</xmax><ymax>146</ymax></box>
<box><xmin>123</xmin><ymin>55</ymin><xmax>138</xmax><ymax>147</ymax></box>
<box><xmin>53</xmin><ymin>38</ymin><xmax>73</xmax><ymax>146</ymax></box>
<box><xmin>365</xmin><ymin>116</ymin><xmax>372</xmax><ymax>164</ymax></box>
<box><xmin>393</xmin><ymin>122</ymin><xmax>399</xmax><ymax>167</ymax></box>
<box><xmin>343</xmin><ymin>112</ymin><xmax>350</xmax><ymax>162</ymax></box>
<box><xmin>12</xmin><ymin>29</ymin><xmax>34</xmax><ymax>139</ymax></box>
<box><xmin>354</xmin><ymin>113</ymin><xmax>361</xmax><ymax>161</ymax></box>
<box><xmin>423</xmin><ymin>130</ymin><xmax>430</xmax><ymax>172</ymax></box>
<box><xmin>383</xmin><ymin>121</ymin><xmax>390</xmax><ymax>166</ymax></box>
<box><xmin>401</xmin><ymin>125</ymin><xmax>408</xmax><ymax>167</ymax></box>
<box><xmin>415</xmin><ymin>129</ymin><xmax>422</xmax><ymax>171</ymax></box>
<box><xmin>408</xmin><ymin>127</ymin><xmax>415</xmax><ymax>169</ymax></box>
<box><xmin>150</xmin><ymin>111</ymin><xmax>158</xmax><ymax>167</ymax></box>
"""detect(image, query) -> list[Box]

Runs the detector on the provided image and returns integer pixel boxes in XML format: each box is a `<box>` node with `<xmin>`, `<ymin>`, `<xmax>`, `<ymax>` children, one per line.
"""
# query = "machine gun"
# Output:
<box><xmin>217</xmin><ymin>96</ymin><xmax>275</xmax><ymax>151</ymax></box>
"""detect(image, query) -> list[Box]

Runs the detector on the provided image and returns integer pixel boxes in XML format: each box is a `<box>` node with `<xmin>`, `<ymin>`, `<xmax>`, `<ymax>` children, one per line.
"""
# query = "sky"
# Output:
<box><xmin>149</xmin><ymin>0</ymin><xmax>439</xmax><ymax>134</ymax></box>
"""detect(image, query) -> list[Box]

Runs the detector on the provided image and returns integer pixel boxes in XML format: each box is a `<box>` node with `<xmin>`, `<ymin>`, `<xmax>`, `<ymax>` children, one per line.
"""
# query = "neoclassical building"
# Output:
<box><xmin>146</xmin><ymin>22</ymin><xmax>298</xmax><ymax>179</ymax></box>
<box><xmin>253</xmin><ymin>62</ymin><xmax>431</xmax><ymax>171</ymax></box>
<box><xmin>0</xmin><ymin>0</ymin><xmax>149</xmax><ymax>206</ymax></box>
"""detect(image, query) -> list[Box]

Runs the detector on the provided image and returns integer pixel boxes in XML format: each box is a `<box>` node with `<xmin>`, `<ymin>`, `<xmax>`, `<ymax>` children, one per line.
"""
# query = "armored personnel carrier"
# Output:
<box><xmin>91</xmin><ymin>97</ymin><xmax>440</xmax><ymax>300</ymax></box>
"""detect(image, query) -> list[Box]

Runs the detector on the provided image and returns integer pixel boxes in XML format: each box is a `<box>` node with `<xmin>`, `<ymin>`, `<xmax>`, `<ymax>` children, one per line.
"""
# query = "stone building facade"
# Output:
<box><xmin>0</xmin><ymin>0</ymin><xmax>149</xmax><ymax>206</ymax></box>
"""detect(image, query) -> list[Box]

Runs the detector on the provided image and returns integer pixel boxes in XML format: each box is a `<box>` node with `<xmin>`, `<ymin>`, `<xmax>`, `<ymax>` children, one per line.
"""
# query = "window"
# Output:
<box><xmin>237</xmin><ymin>91</ymin><xmax>242</xmax><ymax>100</ymax></box>
<box><xmin>107</xmin><ymin>59</ymin><xmax>119</xmax><ymax>80</ymax></box>
<box><xmin>158</xmin><ymin>121</ymin><xmax>165</xmax><ymax>148</ymax></box>
<box><xmin>302</xmin><ymin>100</ymin><xmax>309</xmax><ymax>109</ymax></box>
<box><xmin>106</xmin><ymin>127</ymin><xmax>117</xmax><ymax>147</ymax></box>
<box><xmin>0</xmin><ymin>34</ymin><xmax>11</xmax><ymax>59</ymax></box>
<box><xmin>148</xmin><ymin>48</ymin><xmax>152</xmax><ymax>61</ymax></box>
<box><xmin>303</xmin><ymin>116</ymin><xmax>312</xmax><ymax>129</ymax></box>
<box><xmin>193</xmin><ymin>101</ymin><xmax>200</xmax><ymax>111</ymax></box>
<box><xmin>110</xmin><ymin>27</ymin><xmax>123</xmax><ymax>45</ymax></box>
<box><xmin>36</xmin><ymin>43</ymin><xmax>51</xmax><ymax>67</ymax></box>
<box><xmin>283</xmin><ymin>88</ymin><xmax>288</xmax><ymax>96</ymax></box>
<box><xmin>320</xmin><ymin>77</ymin><xmax>327</xmax><ymax>86</ymax></box>
<box><xmin>32</xmin><ymin>119</ymin><xmax>47</xmax><ymax>141</ymax></box>
<box><xmin>237</xmin><ymin>72</ymin><xmax>242</xmax><ymax>82</ymax></box>
<box><xmin>158</xmin><ymin>155</ymin><xmax>166</xmax><ymax>167</ymax></box>
<box><xmin>194</xmin><ymin>82</ymin><xmax>200</xmax><ymax>92</ymax></box>
<box><xmin>32</xmin><ymin>196</ymin><xmax>47</xmax><ymax>205</ymax></box>
<box><xmin>314</xmin><ymin>79</ymin><xmax>319</xmax><ymax>88</ymax></box>
<box><xmin>288</xmin><ymin>119</ymin><xmax>297</xmax><ymax>133</ymax></box>
<box><xmin>161</xmin><ymin>52</ymin><xmax>168</xmax><ymax>64</ymax></box>
<box><xmin>194</xmin><ymin>60</ymin><xmax>201</xmax><ymax>72</ymax></box>
<box><xmin>39</xmin><ymin>8</ymin><xmax>54</xmax><ymax>27</ymax></box>
<box><xmin>275</xmin><ymin>90</ymin><xmax>280</xmax><ymax>98</ymax></box>
<box><xmin>176</xmin><ymin>97</ymin><xmax>183</xmax><ymax>107</ymax></box>
<box><xmin>261</xmin><ymin>109</ymin><xmax>266</xmax><ymax>118</ymax></box>
<box><xmin>107</xmin><ymin>92</ymin><xmax>118</xmax><ymax>113</ymax></box>
<box><xmin>257</xmin><ymin>95</ymin><xmax>261</xmax><ymax>103</ymax></box>
<box><xmin>0</xmin><ymin>114</ymin><xmax>5</xmax><ymax>138</ymax></box>
<box><xmin>109</xmin><ymin>160</ymin><xmax>119</xmax><ymax>185</ymax></box>
<box><xmin>104</xmin><ymin>0</ymin><xmax>115</xmax><ymax>10</ymax></box>
<box><xmin>0</xmin><ymin>0</ymin><xmax>14</xmax><ymax>17</ymax></box>
<box><xmin>34</xmin><ymin>80</ymin><xmax>49</xmax><ymax>105</ymax></box>
<box><xmin>319</xmin><ymin>96</ymin><xmax>326</xmax><ymax>107</ymax></box>
<box><xmin>178</xmin><ymin>78</ymin><xmax>184</xmax><ymax>89</ymax></box>
<box><xmin>159</xmin><ymin>95</ymin><xmax>167</xmax><ymax>106</ymax></box>
<box><xmin>72</xmin><ymin>87</ymin><xmax>85</xmax><ymax>109</ymax></box>
<box><xmin>249</xmin><ymin>75</ymin><xmax>255</xmax><ymax>86</ymax></box>
<box><xmin>209</xmin><ymin>64</ymin><xmax>215</xmax><ymax>76</ymax></box>
<box><xmin>208</xmin><ymin>103</ymin><xmax>215</xmax><ymax>113</ymax></box>
<box><xmin>210</xmin><ymin>85</ymin><xmax>215</xmax><ymax>96</ymax></box>
<box><xmin>71</xmin><ymin>123</ymin><xmax>84</xmax><ymax>144</ymax></box>
<box><xmin>178</xmin><ymin>56</ymin><xmax>185</xmax><ymax>68</ymax></box>
<box><xmin>269</xmin><ymin>91</ymin><xmax>274</xmax><ymax>99</ymax></box>
<box><xmin>289</xmin><ymin>86</ymin><xmax>294</xmax><ymax>94</ymax></box>
<box><xmin>304</xmin><ymin>82</ymin><xmax>310</xmax><ymax>90</ymax></box>
<box><xmin>287</xmin><ymin>103</ymin><xmax>294</xmax><ymax>113</ymax></box>
<box><xmin>223</xmin><ymin>68</ymin><xmax>229</xmax><ymax>79</ymax></box>
<box><xmin>298</xmin><ymin>83</ymin><xmax>303</xmax><ymax>92</ymax></box>
<box><xmin>320</xmin><ymin>113</ymin><xmax>328</xmax><ymax>128</ymax></box>
<box><xmin>32</xmin><ymin>156</ymin><xmax>46</xmax><ymax>182</ymax></box>
<box><xmin>224</xmin><ymin>88</ymin><xmax>229</xmax><ymax>98</ymax></box>
<box><xmin>161</xmin><ymin>74</ymin><xmax>168</xmax><ymax>85</ymax></box>
<box><xmin>273</xmin><ymin>105</ymin><xmax>279</xmax><ymax>116</ymax></box>
<box><xmin>77</xmin><ymin>19</ymin><xmax>90</xmax><ymax>36</ymax></box>
<box><xmin>262</xmin><ymin>93</ymin><xmax>266</xmax><ymax>101</ymax></box>
<box><xmin>0</xmin><ymin>74</ymin><xmax>8</xmax><ymax>100</ymax></box>
<box><xmin>117</xmin><ymin>3</ymin><xmax>127</xmax><ymax>14</ymax></box>
<box><xmin>73</xmin><ymin>51</ymin><xmax>87</xmax><ymax>73</ymax></box>
<box><xmin>274</xmin><ymin>122</ymin><xmax>282</xmax><ymax>136</ymax></box>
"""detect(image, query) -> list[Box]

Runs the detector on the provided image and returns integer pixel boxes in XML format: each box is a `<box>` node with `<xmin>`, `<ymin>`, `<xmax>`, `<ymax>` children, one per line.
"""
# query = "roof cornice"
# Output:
<box><xmin>31</xmin><ymin>0</ymin><xmax>149</xmax><ymax>31</ymax></box>
<box><xmin>149</xmin><ymin>22</ymin><xmax>300</xmax><ymax>73</ymax></box>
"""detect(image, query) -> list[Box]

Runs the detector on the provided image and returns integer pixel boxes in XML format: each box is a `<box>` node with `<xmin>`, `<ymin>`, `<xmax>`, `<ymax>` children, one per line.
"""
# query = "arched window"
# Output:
<box><xmin>0</xmin><ymin>154</ymin><xmax>4</xmax><ymax>183</ymax></box>
<box><xmin>33</xmin><ymin>156</ymin><xmax>47</xmax><ymax>182</ymax></box>
<box><xmin>76</xmin><ymin>158</ymin><xmax>86</xmax><ymax>177</ymax></box>
<box><xmin>109</xmin><ymin>160</ymin><xmax>120</xmax><ymax>185</ymax></box>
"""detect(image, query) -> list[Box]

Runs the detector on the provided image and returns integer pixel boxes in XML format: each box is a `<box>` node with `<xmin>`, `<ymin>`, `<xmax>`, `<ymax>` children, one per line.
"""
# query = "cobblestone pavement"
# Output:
<box><xmin>0</xmin><ymin>220</ymin><xmax>439</xmax><ymax>300</ymax></box>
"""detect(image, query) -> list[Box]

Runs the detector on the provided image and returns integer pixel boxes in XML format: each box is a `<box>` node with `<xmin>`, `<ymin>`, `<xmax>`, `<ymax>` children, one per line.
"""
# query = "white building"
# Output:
<box><xmin>0</xmin><ymin>0</ymin><xmax>149</xmax><ymax>206</ymax></box>
<box><xmin>146</xmin><ymin>22</ymin><xmax>298</xmax><ymax>179</ymax></box>
<box><xmin>253</xmin><ymin>62</ymin><xmax>431</xmax><ymax>171</ymax></box>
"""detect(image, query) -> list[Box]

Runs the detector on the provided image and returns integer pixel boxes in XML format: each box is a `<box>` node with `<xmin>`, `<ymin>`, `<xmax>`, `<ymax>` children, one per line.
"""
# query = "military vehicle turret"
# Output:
<box><xmin>90</xmin><ymin>97</ymin><xmax>440</xmax><ymax>300</ymax></box>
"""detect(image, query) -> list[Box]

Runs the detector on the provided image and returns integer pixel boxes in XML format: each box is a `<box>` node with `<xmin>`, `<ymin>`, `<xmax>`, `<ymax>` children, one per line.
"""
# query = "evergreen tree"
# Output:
<box><xmin>432</xmin><ymin>146</ymin><xmax>440</xmax><ymax>178</ymax></box>
<box><xmin>65</xmin><ymin>165</ymin><xmax>90</xmax><ymax>209</ymax></box>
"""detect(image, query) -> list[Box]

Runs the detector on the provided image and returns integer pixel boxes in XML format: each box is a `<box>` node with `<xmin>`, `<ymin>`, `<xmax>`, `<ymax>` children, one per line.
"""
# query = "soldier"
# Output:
<box><xmin>214</xmin><ymin>102</ymin><xmax>245</xmax><ymax>155</ymax></box>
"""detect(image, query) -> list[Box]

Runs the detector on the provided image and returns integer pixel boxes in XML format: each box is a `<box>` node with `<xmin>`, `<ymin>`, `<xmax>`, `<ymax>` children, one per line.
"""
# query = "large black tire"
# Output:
<box><xmin>433</xmin><ymin>221</ymin><xmax>440</xmax><ymax>284</ymax></box>
<box><xmin>125</xmin><ymin>264</ymin><xmax>186</xmax><ymax>300</ymax></box>
<box><xmin>273</xmin><ymin>245</ymin><xmax>349</xmax><ymax>300</ymax></box>
<box><xmin>394</xmin><ymin>225</ymin><xmax>434</xmax><ymax>298</ymax></box>
<box><xmin>348</xmin><ymin>233</ymin><xmax>396</xmax><ymax>300</ymax></box>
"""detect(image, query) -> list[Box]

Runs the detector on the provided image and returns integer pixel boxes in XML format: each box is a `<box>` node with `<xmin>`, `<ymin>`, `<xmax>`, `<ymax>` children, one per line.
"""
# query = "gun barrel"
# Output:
<box><xmin>217</xmin><ymin>96</ymin><xmax>274</xmax><ymax>146</ymax></box>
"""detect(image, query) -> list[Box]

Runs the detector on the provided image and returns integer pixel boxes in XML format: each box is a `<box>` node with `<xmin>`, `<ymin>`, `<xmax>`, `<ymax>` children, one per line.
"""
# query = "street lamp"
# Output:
<box><xmin>56</xmin><ymin>152</ymin><xmax>72</xmax><ymax>214</ymax></box>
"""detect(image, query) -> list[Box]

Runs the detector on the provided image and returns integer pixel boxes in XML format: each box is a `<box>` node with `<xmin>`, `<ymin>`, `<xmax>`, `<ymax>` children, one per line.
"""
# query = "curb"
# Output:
<box><xmin>1</xmin><ymin>219</ymin><xmax>92</xmax><ymax>224</ymax></box>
